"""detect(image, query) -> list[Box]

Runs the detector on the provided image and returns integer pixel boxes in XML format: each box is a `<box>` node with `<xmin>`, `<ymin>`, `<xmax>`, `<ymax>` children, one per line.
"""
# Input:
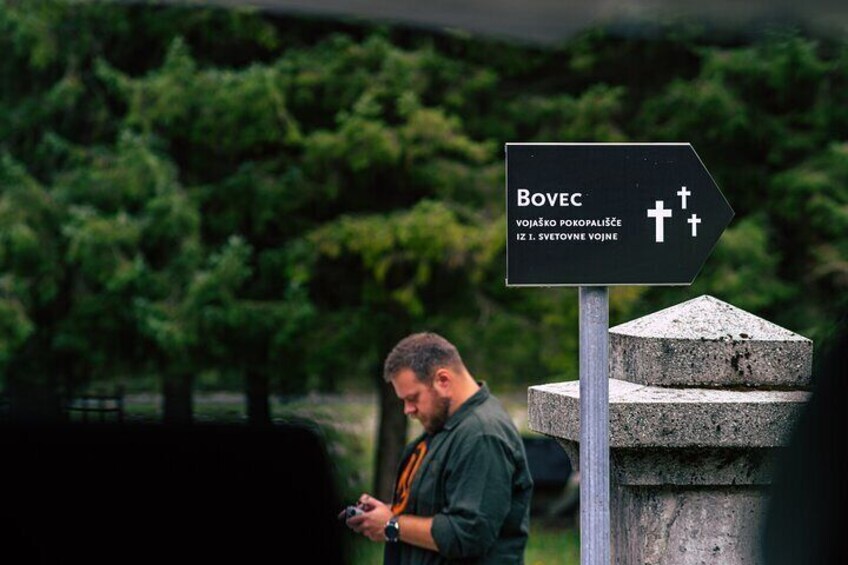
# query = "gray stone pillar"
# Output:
<box><xmin>528</xmin><ymin>295</ymin><xmax>812</xmax><ymax>565</ymax></box>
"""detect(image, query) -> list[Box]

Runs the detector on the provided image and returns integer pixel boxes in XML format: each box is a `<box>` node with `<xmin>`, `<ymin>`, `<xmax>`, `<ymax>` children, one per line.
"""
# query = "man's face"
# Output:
<box><xmin>391</xmin><ymin>368</ymin><xmax>451</xmax><ymax>434</ymax></box>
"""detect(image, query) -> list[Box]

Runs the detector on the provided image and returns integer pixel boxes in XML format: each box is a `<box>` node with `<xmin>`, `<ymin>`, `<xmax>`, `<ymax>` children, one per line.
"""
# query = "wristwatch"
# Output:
<box><xmin>384</xmin><ymin>516</ymin><xmax>400</xmax><ymax>543</ymax></box>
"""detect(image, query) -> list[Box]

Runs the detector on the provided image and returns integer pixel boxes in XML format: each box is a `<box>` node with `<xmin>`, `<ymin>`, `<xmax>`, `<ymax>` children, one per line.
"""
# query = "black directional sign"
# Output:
<box><xmin>506</xmin><ymin>143</ymin><xmax>734</xmax><ymax>286</ymax></box>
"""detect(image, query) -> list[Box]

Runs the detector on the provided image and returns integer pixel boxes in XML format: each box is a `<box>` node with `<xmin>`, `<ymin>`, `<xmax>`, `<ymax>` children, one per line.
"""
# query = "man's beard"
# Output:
<box><xmin>422</xmin><ymin>394</ymin><xmax>451</xmax><ymax>434</ymax></box>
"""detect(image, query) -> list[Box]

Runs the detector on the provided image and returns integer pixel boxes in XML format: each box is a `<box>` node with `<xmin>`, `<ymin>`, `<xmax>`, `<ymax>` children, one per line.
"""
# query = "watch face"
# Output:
<box><xmin>385</xmin><ymin>520</ymin><xmax>399</xmax><ymax>541</ymax></box>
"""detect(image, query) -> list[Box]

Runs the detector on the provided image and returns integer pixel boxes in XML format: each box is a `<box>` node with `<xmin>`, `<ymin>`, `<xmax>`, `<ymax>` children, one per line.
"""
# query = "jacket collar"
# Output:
<box><xmin>442</xmin><ymin>381</ymin><xmax>489</xmax><ymax>432</ymax></box>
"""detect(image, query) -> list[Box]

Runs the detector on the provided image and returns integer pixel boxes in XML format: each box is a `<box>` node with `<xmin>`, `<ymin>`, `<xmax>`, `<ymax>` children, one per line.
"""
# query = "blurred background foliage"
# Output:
<box><xmin>0</xmin><ymin>0</ymin><xmax>846</xmax><ymax>413</ymax></box>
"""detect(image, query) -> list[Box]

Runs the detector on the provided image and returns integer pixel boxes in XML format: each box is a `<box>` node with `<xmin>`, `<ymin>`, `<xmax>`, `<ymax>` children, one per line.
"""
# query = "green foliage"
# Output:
<box><xmin>0</xmin><ymin>294</ymin><xmax>34</xmax><ymax>375</ymax></box>
<box><xmin>309</xmin><ymin>200</ymin><xmax>495</xmax><ymax>317</ymax></box>
<box><xmin>108</xmin><ymin>37</ymin><xmax>301</xmax><ymax>181</ymax></box>
<box><xmin>0</xmin><ymin>153</ymin><xmax>63</xmax><ymax>307</ymax></box>
<box><xmin>631</xmin><ymin>31</ymin><xmax>847</xmax><ymax>343</ymax></box>
<box><xmin>0</xmin><ymin>0</ymin><xmax>845</xmax><ymax>398</ymax></box>
<box><xmin>767</xmin><ymin>143</ymin><xmax>848</xmax><ymax>336</ymax></box>
<box><xmin>506</xmin><ymin>85</ymin><xmax>628</xmax><ymax>142</ymax></box>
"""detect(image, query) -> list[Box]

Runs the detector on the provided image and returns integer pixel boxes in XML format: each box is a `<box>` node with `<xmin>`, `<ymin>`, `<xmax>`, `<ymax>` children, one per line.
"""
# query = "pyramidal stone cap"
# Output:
<box><xmin>609</xmin><ymin>295</ymin><xmax>812</xmax><ymax>388</ymax></box>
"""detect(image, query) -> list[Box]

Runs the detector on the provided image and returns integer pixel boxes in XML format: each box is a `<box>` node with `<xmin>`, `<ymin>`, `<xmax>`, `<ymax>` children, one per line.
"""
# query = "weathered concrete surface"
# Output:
<box><xmin>610</xmin><ymin>295</ymin><xmax>812</xmax><ymax>387</ymax></box>
<box><xmin>610</xmin><ymin>447</ymin><xmax>779</xmax><ymax>486</ymax></box>
<box><xmin>611</xmin><ymin>485</ymin><xmax>766</xmax><ymax>565</ymax></box>
<box><xmin>557</xmin><ymin>440</ymin><xmax>778</xmax><ymax>486</ymax></box>
<box><xmin>529</xmin><ymin>380</ymin><xmax>809</xmax><ymax>448</ymax></box>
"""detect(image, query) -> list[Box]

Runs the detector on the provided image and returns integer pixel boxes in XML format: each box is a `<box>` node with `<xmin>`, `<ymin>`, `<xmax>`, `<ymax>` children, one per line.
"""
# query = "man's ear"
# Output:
<box><xmin>432</xmin><ymin>368</ymin><xmax>451</xmax><ymax>394</ymax></box>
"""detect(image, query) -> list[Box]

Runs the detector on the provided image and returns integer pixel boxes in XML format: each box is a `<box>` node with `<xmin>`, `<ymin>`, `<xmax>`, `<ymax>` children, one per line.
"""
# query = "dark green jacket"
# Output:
<box><xmin>390</xmin><ymin>382</ymin><xmax>533</xmax><ymax>564</ymax></box>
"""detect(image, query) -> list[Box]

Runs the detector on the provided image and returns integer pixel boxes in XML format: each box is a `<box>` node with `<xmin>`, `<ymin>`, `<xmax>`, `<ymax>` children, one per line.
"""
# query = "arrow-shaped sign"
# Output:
<box><xmin>505</xmin><ymin>143</ymin><xmax>734</xmax><ymax>286</ymax></box>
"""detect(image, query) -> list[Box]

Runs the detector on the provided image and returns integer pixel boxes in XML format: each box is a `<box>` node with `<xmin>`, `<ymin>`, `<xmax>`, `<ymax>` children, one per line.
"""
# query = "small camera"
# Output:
<box><xmin>345</xmin><ymin>505</ymin><xmax>365</xmax><ymax>519</ymax></box>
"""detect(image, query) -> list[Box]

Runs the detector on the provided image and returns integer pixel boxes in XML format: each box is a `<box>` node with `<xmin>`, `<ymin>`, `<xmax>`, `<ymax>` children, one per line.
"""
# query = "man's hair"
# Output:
<box><xmin>383</xmin><ymin>332</ymin><xmax>465</xmax><ymax>383</ymax></box>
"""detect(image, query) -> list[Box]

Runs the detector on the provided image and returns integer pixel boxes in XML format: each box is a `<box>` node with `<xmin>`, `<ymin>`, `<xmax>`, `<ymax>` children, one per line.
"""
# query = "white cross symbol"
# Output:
<box><xmin>677</xmin><ymin>186</ymin><xmax>691</xmax><ymax>210</ymax></box>
<box><xmin>647</xmin><ymin>200</ymin><xmax>672</xmax><ymax>243</ymax></box>
<box><xmin>688</xmin><ymin>214</ymin><xmax>701</xmax><ymax>237</ymax></box>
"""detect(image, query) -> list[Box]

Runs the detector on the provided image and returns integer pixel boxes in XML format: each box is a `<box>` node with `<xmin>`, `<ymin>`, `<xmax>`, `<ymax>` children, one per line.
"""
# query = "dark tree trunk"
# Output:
<box><xmin>162</xmin><ymin>372</ymin><xmax>193</xmax><ymax>424</ymax></box>
<box><xmin>246</xmin><ymin>368</ymin><xmax>271</xmax><ymax>426</ymax></box>
<box><xmin>372</xmin><ymin>317</ymin><xmax>412</xmax><ymax>503</ymax></box>
<box><xmin>374</xmin><ymin>372</ymin><xmax>409</xmax><ymax>503</ymax></box>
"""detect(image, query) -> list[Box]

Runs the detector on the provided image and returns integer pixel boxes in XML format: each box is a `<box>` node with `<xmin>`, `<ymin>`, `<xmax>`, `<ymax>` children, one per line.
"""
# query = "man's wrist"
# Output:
<box><xmin>387</xmin><ymin>515</ymin><xmax>438</xmax><ymax>553</ymax></box>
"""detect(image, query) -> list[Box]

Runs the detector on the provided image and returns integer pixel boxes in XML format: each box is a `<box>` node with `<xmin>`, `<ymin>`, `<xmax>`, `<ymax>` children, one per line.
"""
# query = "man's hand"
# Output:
<box><xmin>345</xmin><ymin>493</ymin><xmax>394</xmax><ymax>542</ymax></box>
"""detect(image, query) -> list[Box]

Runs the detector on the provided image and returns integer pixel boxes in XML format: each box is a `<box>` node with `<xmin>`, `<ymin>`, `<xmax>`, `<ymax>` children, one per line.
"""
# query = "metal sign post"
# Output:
<box><xmin>505</xmin><ymin>143</ymin><xmax>733</xmax><ymax>565</ymax></box>
<box><xmin>579</xmin><ymin>286</ymin><xmax>609</xmax><ymax>565</ymax></box>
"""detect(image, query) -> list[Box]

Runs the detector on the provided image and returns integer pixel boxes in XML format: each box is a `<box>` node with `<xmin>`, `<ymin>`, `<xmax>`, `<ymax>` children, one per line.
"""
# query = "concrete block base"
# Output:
<box><xmin>612</xmin><ymin>485</ymin><xmax>766</xmax><ymax>565</ymax></box>
<box><xmin>529</xmin><ymin>297</ymin><xmax>812</xmax><ymax>565</ymax></box>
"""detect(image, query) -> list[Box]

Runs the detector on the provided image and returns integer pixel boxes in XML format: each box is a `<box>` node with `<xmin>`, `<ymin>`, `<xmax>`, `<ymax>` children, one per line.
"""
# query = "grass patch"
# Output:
<box><xmin>525</xmin><ymin>522</ymin><xmax>580</xmax><ymax>564</ymax></box>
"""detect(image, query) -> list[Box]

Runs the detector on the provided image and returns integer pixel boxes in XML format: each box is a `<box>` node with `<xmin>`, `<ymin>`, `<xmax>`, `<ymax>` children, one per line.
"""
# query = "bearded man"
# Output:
<box><xmin>343</xmin><ymin>332</ymin><xmax>533</xmax><ymax>564</ymax></box>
